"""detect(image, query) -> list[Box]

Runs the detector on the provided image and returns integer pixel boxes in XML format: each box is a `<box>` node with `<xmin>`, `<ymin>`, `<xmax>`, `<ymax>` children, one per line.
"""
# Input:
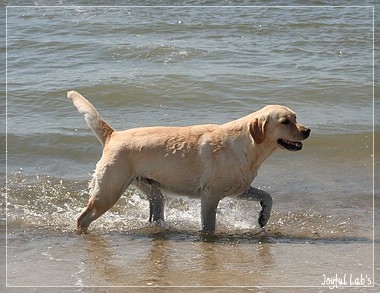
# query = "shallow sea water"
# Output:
<box><xmin>2</xmin><ymin>2</ymin><xmax>379</xmax><ymax>292</ymax></box>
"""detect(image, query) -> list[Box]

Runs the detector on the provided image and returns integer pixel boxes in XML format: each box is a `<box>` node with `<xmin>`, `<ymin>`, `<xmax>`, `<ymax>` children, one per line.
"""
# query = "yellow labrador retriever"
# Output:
<box><xmin>68</xmin><ymin>91</ymin><xmax>310</xmax><ymax>234</ymax></box>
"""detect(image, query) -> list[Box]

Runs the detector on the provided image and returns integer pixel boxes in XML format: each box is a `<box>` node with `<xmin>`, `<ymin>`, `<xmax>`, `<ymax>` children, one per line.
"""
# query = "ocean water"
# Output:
<box><xmin>2</xmin><ymin>3</ymin><xmax>378</xmax><ymax>291</ymax></box>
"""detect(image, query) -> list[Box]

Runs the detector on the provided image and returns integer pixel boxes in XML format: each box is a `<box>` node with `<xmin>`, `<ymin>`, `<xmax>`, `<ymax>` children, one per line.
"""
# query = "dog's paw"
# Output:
<box><xmin>149</xmin><ymin>219</ymin><xmax>169</xmax><ymax>229</ymax></box>
<box><xmin>258</xmin><ymin>210</ymin><xmax>270</xmax><ymax>228</ymax></box>
<box><xmin>75</xmin><ymin>227</ymin><xmax>89</xmax><ymax>235</ymax></box>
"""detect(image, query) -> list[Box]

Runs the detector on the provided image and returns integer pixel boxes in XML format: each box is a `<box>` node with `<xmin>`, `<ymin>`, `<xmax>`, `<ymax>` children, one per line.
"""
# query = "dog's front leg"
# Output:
<box><xmin>239</xmin><ymin>186</ymin><xmax>272</xmax><ymax>228</ymax></box>
<box><xmin>201</xmin><ymin>195</ymin><xmax>220</xmax><ymax>234</ymax></box>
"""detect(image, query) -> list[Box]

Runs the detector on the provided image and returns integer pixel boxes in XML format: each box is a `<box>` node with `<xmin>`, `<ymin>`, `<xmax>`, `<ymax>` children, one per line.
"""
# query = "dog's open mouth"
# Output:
<box><xmin>277</xmin><ymin>139</ymin><xmax>303</xmax><ymax>151</ymax></box>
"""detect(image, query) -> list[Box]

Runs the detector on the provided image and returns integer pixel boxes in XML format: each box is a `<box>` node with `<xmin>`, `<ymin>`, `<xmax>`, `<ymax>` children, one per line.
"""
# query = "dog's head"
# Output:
<box><xmin>249</xmin><ymin>105</ymin><xmax>310</xmax><ymax>151</ymax></box>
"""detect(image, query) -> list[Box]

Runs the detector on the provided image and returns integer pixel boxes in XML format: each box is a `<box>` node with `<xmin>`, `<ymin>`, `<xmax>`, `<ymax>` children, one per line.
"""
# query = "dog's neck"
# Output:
<box><xmin>249</xmin><ymin>140</ymin><xmax>278</xmax><ymax>172</ymax></box>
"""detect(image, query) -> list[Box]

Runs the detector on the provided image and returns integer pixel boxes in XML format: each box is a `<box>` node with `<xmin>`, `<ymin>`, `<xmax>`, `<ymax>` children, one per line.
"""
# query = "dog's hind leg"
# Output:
<box><xmin>77</xmin><ymin>159</ymin><xmax>132</xmax><ymax>233</ymax></box>
<box><xmin>148</xmin><ymin>184</ymin><xmax>165</xmax><ymax>223</ymax></box>
<box><xmin>134</xmin><ymin>181</ymin><xmax>165</xmax><ymax>223</ymax></box>
<box><xmin>239</xmin><ymin>186</ymin><xmax>273</xmax><ymax>228</ymax></box>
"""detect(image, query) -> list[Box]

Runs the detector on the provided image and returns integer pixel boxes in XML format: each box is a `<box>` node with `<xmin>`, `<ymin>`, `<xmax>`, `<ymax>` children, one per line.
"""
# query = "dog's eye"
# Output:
<box><xmin>281</xmin><ymin>119</ymin><xmax>290</xmax><ymax>125</ymax></box>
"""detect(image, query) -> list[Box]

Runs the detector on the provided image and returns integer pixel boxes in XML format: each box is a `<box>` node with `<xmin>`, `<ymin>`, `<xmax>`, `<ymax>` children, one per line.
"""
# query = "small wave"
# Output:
<box><xmin>109</xmin><ymin>44</ymin><xmax>210</xmax><ymax>64</ymax></box>
<box><xmin>4</xmin><ymin>173</ymin><xmax>370</xmax><ymax>242</ymax></box>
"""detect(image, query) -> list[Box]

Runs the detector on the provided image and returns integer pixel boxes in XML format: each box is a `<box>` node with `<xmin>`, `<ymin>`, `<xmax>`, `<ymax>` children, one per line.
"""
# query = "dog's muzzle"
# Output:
<box><xmin>278</xmin><ymin>128</ymin><xmax>311</xmax><ymax>151</ymax></box>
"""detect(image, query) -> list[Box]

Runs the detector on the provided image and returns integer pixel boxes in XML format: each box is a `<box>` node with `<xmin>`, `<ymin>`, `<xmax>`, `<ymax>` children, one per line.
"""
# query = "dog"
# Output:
<box><xmin>67</xmin><ymin>91</ymin><xmax>310</xmax><ymax>234</ymax></box>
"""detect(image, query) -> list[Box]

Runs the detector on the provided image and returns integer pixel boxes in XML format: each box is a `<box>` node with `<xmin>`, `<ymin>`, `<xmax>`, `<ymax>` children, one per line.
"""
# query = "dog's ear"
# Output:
<box><xmin>249</xmin><ymin>117</ymin><xmax>266</xmax><ymax>144</ymax></box>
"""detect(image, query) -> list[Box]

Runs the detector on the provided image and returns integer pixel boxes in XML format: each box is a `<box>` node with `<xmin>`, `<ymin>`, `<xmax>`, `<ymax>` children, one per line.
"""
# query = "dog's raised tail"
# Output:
<box><xmin>67</xmin><ymin>91</ymin><xmax>114</xmax><ymax>146</ymax></box>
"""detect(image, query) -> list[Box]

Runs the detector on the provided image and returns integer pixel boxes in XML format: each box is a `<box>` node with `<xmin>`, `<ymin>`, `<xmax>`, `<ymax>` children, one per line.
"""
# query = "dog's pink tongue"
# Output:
<box><xmin>285</xmin><ymin>140</ymin><xmax>302</xmax><ymax>147</ymax></box>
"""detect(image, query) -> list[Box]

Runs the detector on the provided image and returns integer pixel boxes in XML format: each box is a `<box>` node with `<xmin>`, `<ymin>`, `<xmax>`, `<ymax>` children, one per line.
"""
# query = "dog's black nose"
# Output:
<box><xmin>303</xmin><ymin>128</ymin><xmax>311</xmax><ymax>139</ymax></box>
